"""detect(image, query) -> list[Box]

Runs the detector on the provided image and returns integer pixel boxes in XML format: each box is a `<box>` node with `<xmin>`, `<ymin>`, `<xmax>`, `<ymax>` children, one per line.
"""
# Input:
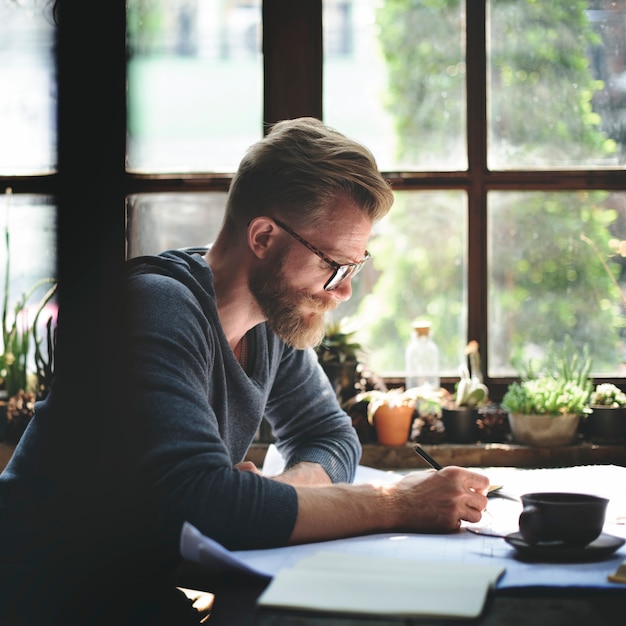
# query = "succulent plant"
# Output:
<box><xmin>357</xmin><ymin>385</ymin><xmax>442</xmax><ymax>426</ymax></box>
<box><xmin>589</xmin><ymin>383</ymin><xmax>626</xmax><ymax>408</ymax></box>
<box><xmin>502</xmin><ymin>377</ymin><xmax>592</xmax><ymax>416</ymax></box>
<box><xmin>502</xmin><ymin>338</ymin><xmax>593</xmax><ymax>416</ymax></box>
<box><xmin>0</xmin><ymin>195</ymin><xmax>57</xmax><ymax>400</ymax></box>
<box><xmin>315</xmin><ymin>319</ymin><xmax>362</xmax><ymax>364</ymax></box>
<box><xmin>453</xmin><ymin>367</ymin><xmax>489</xmax><ymax>408</ymax></box>
<box><xmin>445</xmin><ymin>341</ymin><xmax>488</xmax><ymax>409</ymax></box>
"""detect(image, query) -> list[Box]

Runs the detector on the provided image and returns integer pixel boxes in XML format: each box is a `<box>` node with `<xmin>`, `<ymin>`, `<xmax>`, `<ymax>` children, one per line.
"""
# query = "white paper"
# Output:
<box><xmin>262</xmin><ymin>443</ymin><xmax>405</xmax><ymax>486</ymax></box>
<box><xmin>260</xmin><ymin>443</ymin><xmax>286</xmax><ymax>476</ymax></box>
<box><xmin>234</xmin><ymin>464</ymin><xmax>626</xmax><ymax>590</ymax></box>
<box><xmin>180</xmin><ymin>464</ymin><xmax>626</xmax><ymax>595</ymax></box>
<box><xmin>179</xmin><ymin>521</ymin><xmax>271</xmax><ymax>581</ymax></box>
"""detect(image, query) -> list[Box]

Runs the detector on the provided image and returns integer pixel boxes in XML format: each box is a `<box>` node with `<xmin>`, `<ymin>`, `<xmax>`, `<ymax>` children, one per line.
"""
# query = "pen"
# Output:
<box><xmin>414</xmin><ymin>445</ymin><xmax>443</xmax><ymax>470</ymax></box>
<box><xmin>414</xmin><ymin>445</ymin><xmax>517</xmax><ymax>500</ymax></box>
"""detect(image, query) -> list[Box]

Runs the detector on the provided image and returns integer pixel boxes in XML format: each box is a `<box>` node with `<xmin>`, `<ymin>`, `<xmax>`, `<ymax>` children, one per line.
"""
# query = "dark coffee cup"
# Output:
<box><xmin>518</xmin><ymin>492</ymin><xmax>608</xmax><ymax>546</ymax></box>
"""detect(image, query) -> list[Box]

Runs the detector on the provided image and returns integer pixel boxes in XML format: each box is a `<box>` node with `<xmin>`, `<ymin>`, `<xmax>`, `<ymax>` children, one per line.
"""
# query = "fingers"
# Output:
<box><xmin>234</xmin><ymin>460</ymin><xmax>261</xmax><ymax>474</ymax></box>
<box><xmin>454</xmin><ymin>468</ymin><xmax>489</xmax><ymax>521</ymax></box>
<box><xmin>463</xmin><ymin>498</ymin><xmax>486</xmax><ymax>523</ymax></box>
<box><xmin>438</xmin><ymin>465</ymin><xmax>489</xmax><ymax>490</ymax></box>
<box><xmin>463</xmin><ymin>472</ymin><xmax>489</xmax><ymax>523</ymax></box>
<box><xmin>398</xmin><ymin>466</ymin><xmax>490</xmax><ymax>530</ymax></box>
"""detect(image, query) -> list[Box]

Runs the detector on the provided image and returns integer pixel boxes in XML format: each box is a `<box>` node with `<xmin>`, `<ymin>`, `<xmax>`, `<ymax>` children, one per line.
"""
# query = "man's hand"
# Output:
<box><xmin>233</xmin><ymin>460</ymin><xmax>261</xmax><ymax>475</ymax></box>
<box><xmin>289</xmin><ymin>466</ymin><xmax>490</xmax><ymax>544</ymax></box>
<box><xmin>389</xmin><ymin>466</ymin><xmax>489</xmax><ymax>531</ymax></box>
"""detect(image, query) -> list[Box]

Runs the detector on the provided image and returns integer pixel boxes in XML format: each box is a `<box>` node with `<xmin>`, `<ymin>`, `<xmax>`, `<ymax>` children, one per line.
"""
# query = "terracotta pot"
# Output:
<box><xmin>373</xmin><ymin>404</ymin><xmax>414</xmax><ymax>446</ymax></box>
<box><xmin>584</xmin><ymin>407</ymin><xmax>626</xmax><ymax>443</ymax></box>
<box><xmin>507</xmin><ymin>412</ymin><xmax>580</xmax><ymax>447</ymax></box>
<box><xmin>441</xmin><ymin>407</ymin><xmax>479</xmax><ymax>443</ymax></box>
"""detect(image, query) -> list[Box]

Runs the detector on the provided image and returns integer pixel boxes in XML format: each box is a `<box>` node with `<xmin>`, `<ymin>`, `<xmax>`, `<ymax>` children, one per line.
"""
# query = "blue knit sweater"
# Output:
<box><xmin>121</xmin><ymin>249</ymin><xmax>361</xmax><ymax>549</ymax></box>
<box><xmin>0</xmin><ymin>249</ymin><xmax>360</xmax><ymax>580</ymax></box>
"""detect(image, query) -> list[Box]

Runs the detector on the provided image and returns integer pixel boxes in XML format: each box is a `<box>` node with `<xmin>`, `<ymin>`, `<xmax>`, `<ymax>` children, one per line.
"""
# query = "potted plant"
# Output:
<box><xmin>584</xmin><ymin>383</ymin><xmax>626</xmax><ymax>443</ymax></box>
<box><xmin>315</xmin><ymin>319</ymin><xmax>362</xmax><ymax>404</ymax></box>
<box><xmin>440</xmin><ymin>341</ymin><xmax>489</xmax><ymax>443</ymax></box>
<box><xmin>0</xmin><ymin>207</ymin><xmax>58</xmax><ymax>444</ymax></box>
<box><xmin>356</xmin><ymin>386</ymin><xmax>441</xmax><ymax>446</ymax></box>
<box><xmin>475</xmin><ymin>403</ymin><xmax>511</xmax><ymax>443</ymax></box>
<box><xmin>501</xmin><ymin>339</ymin><xmax>592</xmax><ymax>447</ymax></box>
<box><xmin>1</xmin><ymin>281</ymin><xmax>57</xmax><ymax>444</ymax></box>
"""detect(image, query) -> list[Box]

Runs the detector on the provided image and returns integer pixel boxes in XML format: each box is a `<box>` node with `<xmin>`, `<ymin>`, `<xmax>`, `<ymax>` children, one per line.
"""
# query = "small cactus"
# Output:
<box><xmin>454</xmin><ymin>367</ymin><xmax>488</xmax><ymax>408</ymax></box>
<box><xmin>449</xmin><ymin>341</ymin><xmax>488</xmax><ymax>408</ymax></box>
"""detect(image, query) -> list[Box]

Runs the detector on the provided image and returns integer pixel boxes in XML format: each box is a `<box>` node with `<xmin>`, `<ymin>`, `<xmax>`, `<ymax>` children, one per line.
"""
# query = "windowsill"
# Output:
<box><xmin>2</xmin><ymin>440</ymin><xmax>624</xmax><ymax>474</ymax></box>
<box><xmin>245</xmin><ymin>441</ymin><xmax>626</xmax><ymax>470</ymax></box>
<box><xmin>0</xmin><ymin>441</ymin><xmax>14</xmax><ymax>471</ymax></box>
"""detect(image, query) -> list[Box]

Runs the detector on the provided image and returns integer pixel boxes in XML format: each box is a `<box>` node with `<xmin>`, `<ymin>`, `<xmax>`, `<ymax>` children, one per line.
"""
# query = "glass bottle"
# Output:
<box><xmin>405</xmin><ymin>321</ymin><xmax>440</xmax><ymax>390</ymax></box>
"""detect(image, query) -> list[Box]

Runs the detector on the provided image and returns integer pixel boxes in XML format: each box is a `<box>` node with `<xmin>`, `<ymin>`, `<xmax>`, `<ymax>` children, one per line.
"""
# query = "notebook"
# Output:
<box><xmin>257</xmin><ymin>550</ymin><xmax>505</xmax><ymax>619</ymax></box>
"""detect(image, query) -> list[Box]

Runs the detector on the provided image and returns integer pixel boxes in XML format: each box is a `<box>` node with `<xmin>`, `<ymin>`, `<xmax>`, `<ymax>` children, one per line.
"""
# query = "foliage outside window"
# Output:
<box><xmin>346</xmin><ymin>0</ymin><xmax>626</xmax><ymax>382</ymax></box>
<box><xmin>4</xmin><ymin>0</ymin><xmax>626</xmax><ymax>397</ymax></box>
<box><xmin>125</xmin><ymin>0</ymin><xmax>626</xmax><ymax>389</ymax></box>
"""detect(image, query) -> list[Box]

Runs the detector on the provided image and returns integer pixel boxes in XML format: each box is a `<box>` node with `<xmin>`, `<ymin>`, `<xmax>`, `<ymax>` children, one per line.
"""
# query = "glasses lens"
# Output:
<box><xmin>324</xmin><ymin>253</ymin><xmax>370</xmax><ymax>291</ymax></box>
<box><xmin>324</xmin><ymin>268</ymin><xmax>343</xmax><ymax>291</ymax></box>
<box><xmin>324</xmin><ymin>263</ymin><xmax>358</xmax><ymax>291</ymax></box>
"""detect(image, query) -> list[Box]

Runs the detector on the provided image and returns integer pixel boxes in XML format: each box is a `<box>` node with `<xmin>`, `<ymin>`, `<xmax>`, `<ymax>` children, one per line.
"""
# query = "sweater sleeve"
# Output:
<box><xmin>123</xmin><ymin>270</ymin><xmax>298</xmax><ymax>553</ymax></box>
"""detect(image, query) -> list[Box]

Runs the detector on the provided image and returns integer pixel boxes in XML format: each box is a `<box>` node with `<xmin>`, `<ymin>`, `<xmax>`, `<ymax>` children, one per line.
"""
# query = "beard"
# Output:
<box><xmin>249</xmin><ymin>253</ymin><xmax>337</xmax><ymax>349</ymax></box>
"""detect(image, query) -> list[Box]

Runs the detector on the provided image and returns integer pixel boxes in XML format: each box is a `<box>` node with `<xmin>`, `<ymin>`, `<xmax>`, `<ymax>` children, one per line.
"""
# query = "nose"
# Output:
<box><xmin>329</xmin><ymin>278</ymin><xmax>353</xmax><ymax>302</ymax></box>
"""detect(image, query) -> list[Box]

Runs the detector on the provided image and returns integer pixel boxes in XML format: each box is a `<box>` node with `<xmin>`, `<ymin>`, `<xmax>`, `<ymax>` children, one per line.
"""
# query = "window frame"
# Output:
<box><xmin>2</xmin><ymin>0</ymin><xmax>625</xmax><ymax>402</ymax></box>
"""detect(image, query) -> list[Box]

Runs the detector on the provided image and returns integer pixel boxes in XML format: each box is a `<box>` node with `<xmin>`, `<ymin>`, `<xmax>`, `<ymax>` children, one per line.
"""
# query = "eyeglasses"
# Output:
<box><xmin>273</xmin><ymin>218</ymin><xmax>371</xmax><ymax>291</ymax></box>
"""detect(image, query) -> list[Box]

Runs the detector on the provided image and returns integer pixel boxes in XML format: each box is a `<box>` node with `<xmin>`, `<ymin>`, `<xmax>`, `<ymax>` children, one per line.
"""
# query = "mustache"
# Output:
<box><xmin>300</xmin><ymin>293</ymin><xmax>340</xmax><ymax>314</ymax></box>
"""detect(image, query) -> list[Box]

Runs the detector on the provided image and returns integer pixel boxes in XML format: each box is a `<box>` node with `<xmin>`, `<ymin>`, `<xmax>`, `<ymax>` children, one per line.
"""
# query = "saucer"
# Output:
<box><xmin>505</xmin><ymin>532</ymin><xmax>625</xmax><ymax>562</ymax></box>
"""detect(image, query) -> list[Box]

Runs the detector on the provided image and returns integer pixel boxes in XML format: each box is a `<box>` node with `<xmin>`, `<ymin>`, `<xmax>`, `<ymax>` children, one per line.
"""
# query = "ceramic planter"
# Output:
<box><xmin>507</xmin><ymin>412</ymin><xmax>580</xmax><ymax>447</ymax></box>
<box><xmin>373</xmin><ymin>405</ymin><xmax>414</xmax><ymax>446</ymax></box>
<box><xmin>584</xmin><ymin>407</ymin><xmax>626</xmax><ymax>443</ymax></box>
<box><xmin>441</xmin><ymin>407</ymin><xmax>479</xmax><ymax>443</ymax></box>
<box><xmin>476</xmin><ymin>404</ymin><xmax>511</xmax><ymax>443</ymax></box>
<box><xmin>320</xmin><ymin>360</ymin><xmax>358</xmax><ymax>403</ymax></box>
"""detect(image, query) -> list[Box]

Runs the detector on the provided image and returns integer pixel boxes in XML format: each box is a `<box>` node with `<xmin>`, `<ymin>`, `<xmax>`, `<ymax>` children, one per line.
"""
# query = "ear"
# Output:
<box><xmin>247</xmin><ymin>216</ymin><xmax>279</xmax><ymax>260</ymax></box>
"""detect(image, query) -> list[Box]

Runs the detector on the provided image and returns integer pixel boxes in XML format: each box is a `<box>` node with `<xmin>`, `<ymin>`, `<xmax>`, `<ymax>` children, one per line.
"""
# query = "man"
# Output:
<box><xmin>0</xmin><ymin>117</ymin><xmax>488</xmax><ymax>623</ymax></box>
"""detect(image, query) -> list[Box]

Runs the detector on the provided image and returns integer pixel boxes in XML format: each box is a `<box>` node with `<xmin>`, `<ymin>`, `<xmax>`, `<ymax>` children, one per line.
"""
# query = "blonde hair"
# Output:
<box><xmin>224</xmin><ymin>117</ymin><xmax>394</xmax><ymax>232</ymax></box>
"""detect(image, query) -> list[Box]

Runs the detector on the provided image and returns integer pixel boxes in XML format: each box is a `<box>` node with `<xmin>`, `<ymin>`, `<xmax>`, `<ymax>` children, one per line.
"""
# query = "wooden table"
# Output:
<box><xmin>2</xmin><ymin>440</ymin><xmax>625</xmax><ymax>624</ymax></box>
<box><xmin>201</xmin><ymin>581</ymin><xmax>626</xmax><ymax>625</ymax></box>
<box><xmin>193</xmin><ymin>458</ymin><xmax>626</xmax><ymax>625</ymax></box>
<box><xmin>2</xmin><ymin>441</ymin><xmax>625</xmax><ymax>474</ymax></box>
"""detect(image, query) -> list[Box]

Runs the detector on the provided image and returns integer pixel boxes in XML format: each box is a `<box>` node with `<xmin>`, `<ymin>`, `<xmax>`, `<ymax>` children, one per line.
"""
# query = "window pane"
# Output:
<box><xmin>323</xmin><ymin>0</ymin><xmax>396</xmax><ymax>171</ymax></box>
<box><xmin>127</xmin><ymin>0</ymin><xmax>262</xmax><ymax>173</ymax></box>
<box><xmin>489</xmin><ymin>191</ymin><xmax>626</xmax><ymax>377</ymax></box>
<box><xmin>324</xmin><ymin>0</ymin><xmax>466</xmax><ymax>171</ymax></box>
<box><xmin>126</xmin><ymin>193</ymin><xmax>227</xmax><ymax>257</ymax></box>
<box><xmin>347</xmin><ymin>191</ymin><xmax>468</xmax><ymax>377</ymax></box>
<box><xmin>488</xmin><ymin>0</ymin><xmax>624</xmax><ymax>169</ymax></box>
<box><xmin>126</xmin><ymin>190</ymin><xmax>468</xmax><ymax>379</ymax></box>
<box><xmin>0</xmin><ymin>1</ymin><xmax>56</xmax><ymax>174</ymax></box>
<box><xmin>0</xmin><ymin>192</ymin><xmax>57</xmax><ymax>376</ymax></box>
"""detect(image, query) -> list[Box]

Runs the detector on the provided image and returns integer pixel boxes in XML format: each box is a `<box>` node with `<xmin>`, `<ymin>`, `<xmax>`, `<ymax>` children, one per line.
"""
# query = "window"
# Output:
<box><xmin>0</xmin><ymin>1</ymin><xmax>57</xmax><ymax>377</ymax></box>
<box><xmin>4</xmin><ymin>0</ymin><xmax>626</xmax><ymax>401</ymax></box>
